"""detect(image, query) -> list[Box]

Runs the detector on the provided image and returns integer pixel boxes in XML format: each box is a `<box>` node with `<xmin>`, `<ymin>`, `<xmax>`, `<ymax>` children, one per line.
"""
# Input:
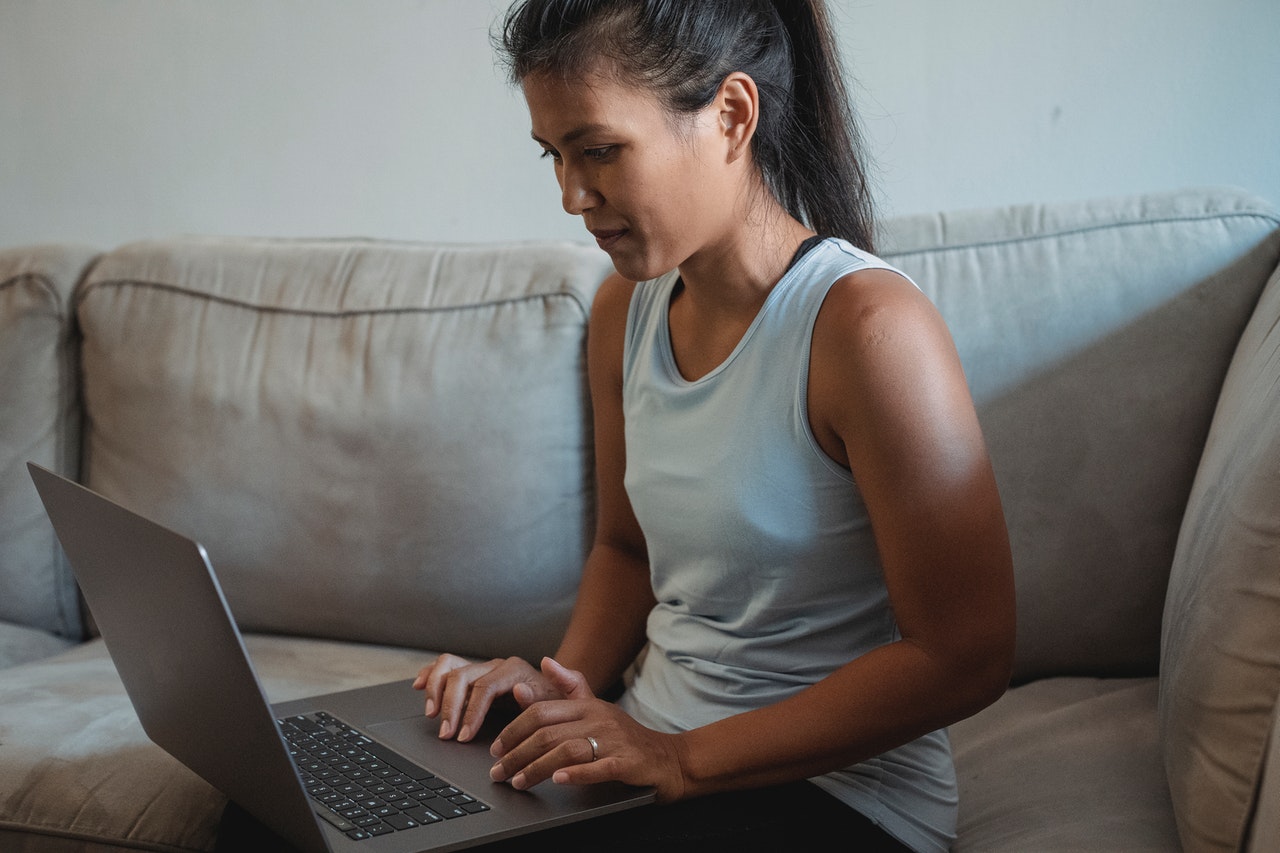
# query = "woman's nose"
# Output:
<box><xmin>559</xmin><ymin>164</ymin><xmax>598</xmax><ymax>216</ymax></box>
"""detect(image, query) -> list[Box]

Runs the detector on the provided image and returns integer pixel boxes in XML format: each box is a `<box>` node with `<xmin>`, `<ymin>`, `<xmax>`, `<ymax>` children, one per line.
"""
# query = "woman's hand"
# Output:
<box><xmin>488</xmin><ymin>657</ymin><xmax>688</xmax><ymax>803</ymax></box>
<box><xmin>412</xmin><ymin>654</ymin><xmax>564</xmax><ymax>742</ymax></box>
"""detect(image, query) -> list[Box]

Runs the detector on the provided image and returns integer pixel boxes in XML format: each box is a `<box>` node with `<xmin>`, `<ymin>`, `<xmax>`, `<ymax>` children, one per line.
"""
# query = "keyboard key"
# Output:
<box><xmin>315</xmin><ymin>807</ymin><xmax>356</xmax><ymax>832</ymax></box>
<box><xmin>434</xmin><ymin>802</ymin><xmax>468</xmax><ymax>819</ymax></box>
<box><xmin>384</xmin><ymin>814</ymin><xmax>420</xmax><ymax>831</ymax></box>
<box><xmin>280</xmin><ymin>711</ymin><xmax>486</xmax><ymax>837</ymax></box>
<box><xmin>363</xmin><ymin>743</ymin><xmax>436</xmax><ymax>781</ymax></box>
<box><xmin>404</xmin><ymin>806</ymin><xmax>444</xmax><ymax>825</ymax></box>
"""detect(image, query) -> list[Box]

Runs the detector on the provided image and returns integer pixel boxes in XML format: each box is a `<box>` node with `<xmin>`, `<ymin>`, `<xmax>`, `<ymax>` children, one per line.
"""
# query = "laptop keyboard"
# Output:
<box><xmin>278</xmin><ymin>710</ymin><xmax>489</xmax><ymax>841</ymax></box>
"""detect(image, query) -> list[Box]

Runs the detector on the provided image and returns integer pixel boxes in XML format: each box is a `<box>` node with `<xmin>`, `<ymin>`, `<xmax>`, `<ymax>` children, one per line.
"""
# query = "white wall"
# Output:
<box><xmin>3</xmin><ymin>0</ymin><xmax>1278</xmax><ymax>251</ymax></box>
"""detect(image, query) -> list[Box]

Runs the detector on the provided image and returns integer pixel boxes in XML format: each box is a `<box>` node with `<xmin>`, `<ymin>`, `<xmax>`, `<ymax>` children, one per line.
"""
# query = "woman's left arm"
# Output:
<box><xmin>670</xmin><ymin>268</ymin><xmax>1015</xmax><ymax>795</ymax></box>
<box><xmin>489</xmin><ymin>269</ymin><xmax>1016</xmax><ymax>800</ymax></box>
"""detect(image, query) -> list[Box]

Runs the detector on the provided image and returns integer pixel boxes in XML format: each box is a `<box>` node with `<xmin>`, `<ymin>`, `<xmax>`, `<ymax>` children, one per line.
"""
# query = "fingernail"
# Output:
<box><xmin>489</xmin><ymin>738</ymin><xmax>504</xmax><ymax>758</ymax></box>
<box><xmin>490</xmin><ymin>763</ymin><xmax>506</xmax><ymax>782</ymax></box>
<box><xmin>458</xmin><ymin>725</ymin><xmax>472</xmax><ymax>742</ymax></box>
<box><xmin>424</xmin><ymin>699</ymin><xmax>435</xmax><ymax>716</ymax></box>
<box><xmin>511</xmin><ymin>773</ymin><xmax>527</xmax><ymax>790</ymax></box>
<box><xmin>438</xmin><ymin>719</ymin><xmax>452</xmax><ymax>739</ymax></box>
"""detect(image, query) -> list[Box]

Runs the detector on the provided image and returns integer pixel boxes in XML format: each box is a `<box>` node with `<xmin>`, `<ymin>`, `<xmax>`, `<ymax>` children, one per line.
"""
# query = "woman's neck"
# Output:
<box><xmin>664</xmin><ymin>195</ymin><xmax>816</xmax><ymax>382</ymax></box>
<box><xmin>674</xmin><ymin>196</ymin><xmax>815</xmax><ymax>323</ymax></box>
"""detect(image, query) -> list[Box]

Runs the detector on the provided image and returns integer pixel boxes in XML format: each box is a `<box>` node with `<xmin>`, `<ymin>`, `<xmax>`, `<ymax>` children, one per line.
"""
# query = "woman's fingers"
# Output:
<box><xmin>539</xmin><ymin>656</ymin><xmax>594</xmax><ymax>700</ymax></box>
<box><xmin>488</xmin><ymin>697</ymin><xmax>622</xmax><ymax>789</ymax></box>
<box><xmin>490</xmin><ymin>714</ymin><xmax>594</xmax><ymax>788</ymax></box>
<box><xmin>488</xmin><ymin>696</ymin><xmax>687</xmax><ymax>800</ymax></box>
<box><xmin>437</xmin><ymin>661</ymin><xmax>493</xmax><ymax>740</ymax></box>
<box><xmin>413</xmin><ymin>655</ymin><xmax>540</xmax><ymax>742</ymax></box>
<box><xmin>412</xmin><ymin>653</ymin><xmax>475</xmax><ymax>718</ymax></box>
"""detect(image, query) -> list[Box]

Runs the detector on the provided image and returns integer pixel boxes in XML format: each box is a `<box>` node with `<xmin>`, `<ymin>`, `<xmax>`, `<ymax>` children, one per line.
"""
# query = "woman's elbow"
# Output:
<box><xmin>953</xmin><ymin>625</ymin><xmax>1016</xmax><ymax>719</ymax></box>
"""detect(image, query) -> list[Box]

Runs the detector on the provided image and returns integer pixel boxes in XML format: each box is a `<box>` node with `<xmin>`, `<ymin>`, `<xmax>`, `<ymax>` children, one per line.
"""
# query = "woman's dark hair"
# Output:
<box><xmin>497</xmin><ymin>0</ymin><xmax>877</xmax><ymax>252</ymax></box>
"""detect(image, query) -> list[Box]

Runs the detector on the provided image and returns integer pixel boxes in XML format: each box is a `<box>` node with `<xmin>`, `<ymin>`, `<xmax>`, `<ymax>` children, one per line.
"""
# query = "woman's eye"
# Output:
<box><xmin>537</xmin><ymin>146</ymin><xmax>613</xmax><ymax>164</ymax></box>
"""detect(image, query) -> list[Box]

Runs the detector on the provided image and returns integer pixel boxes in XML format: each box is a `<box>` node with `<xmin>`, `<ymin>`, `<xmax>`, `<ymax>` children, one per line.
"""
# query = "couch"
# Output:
<box><xmin>1</xmin><ymin>187</ymin><xmax>1278</xmax><ymax>852</ymax></box>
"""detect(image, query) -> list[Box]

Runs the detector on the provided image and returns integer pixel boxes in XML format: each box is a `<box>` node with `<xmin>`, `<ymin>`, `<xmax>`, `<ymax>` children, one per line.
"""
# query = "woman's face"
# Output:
<box><xmin>522</xmin><ymin>68</ymin><xmax>742</xmax><ymax>282</ymax></box>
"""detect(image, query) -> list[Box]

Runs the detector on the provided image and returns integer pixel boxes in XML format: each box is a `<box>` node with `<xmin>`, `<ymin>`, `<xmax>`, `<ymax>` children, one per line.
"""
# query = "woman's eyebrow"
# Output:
<box><xmin>531</xmin><ymin>123</ymin><xmax>612</xmax><ymax>146</ymax></box>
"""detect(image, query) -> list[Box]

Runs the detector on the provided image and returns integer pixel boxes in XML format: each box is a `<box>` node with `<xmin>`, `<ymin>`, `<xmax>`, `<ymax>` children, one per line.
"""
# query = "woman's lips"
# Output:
<box><xmin>590</xmin><ymin>228</ymin><xmax>628</xmax><ymax>251</ymax></box>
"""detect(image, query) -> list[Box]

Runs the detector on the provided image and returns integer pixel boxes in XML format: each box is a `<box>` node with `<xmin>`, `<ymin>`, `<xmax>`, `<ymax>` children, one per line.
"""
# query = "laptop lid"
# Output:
<box><xmin>29</xmin><ymin>463</ymin><xmax>330</xmax><ymax>852</ymax></box>
<box><xmin>27</xmin><ymin>463</ymin><xmax>654</xmax><ymax>852</ymax></box>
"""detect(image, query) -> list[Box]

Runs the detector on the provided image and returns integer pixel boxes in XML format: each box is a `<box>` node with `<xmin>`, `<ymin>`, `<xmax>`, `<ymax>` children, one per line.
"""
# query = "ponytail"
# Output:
<box><xmin>769</xmin><ymin>1</ymin><xmax>876</xmax><ymax>252</ymax></box>
<box><xmin>497</xmin><ymin>0</ymin><xmax>878</xmax><ymax>252</ymax></box>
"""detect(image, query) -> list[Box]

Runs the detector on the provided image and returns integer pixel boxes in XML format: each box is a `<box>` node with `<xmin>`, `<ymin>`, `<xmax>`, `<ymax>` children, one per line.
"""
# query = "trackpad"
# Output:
<box><xmin>364</xmin><ymin>715</ymin><xmax>505</xmax><ymax>793</ymax></box>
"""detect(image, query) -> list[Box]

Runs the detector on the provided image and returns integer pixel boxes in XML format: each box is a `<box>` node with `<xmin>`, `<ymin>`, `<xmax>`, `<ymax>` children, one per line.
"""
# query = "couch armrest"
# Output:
<box><xmin>1161</xmin><ymin>252</ymin><xmax>1280</xmax><ymax>851</ymax></box>
<box><xmin>0</xmin><ymin>244</ymin><xmax>98</xmax><ymax>641</ymax></box>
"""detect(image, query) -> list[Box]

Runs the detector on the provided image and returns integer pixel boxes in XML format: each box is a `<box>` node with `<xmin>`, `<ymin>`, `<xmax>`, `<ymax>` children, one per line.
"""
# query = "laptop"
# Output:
<box><xmin>28</xmin><ymin>463</ymin><xmax>654</xmax><ymax>852</ymax></box>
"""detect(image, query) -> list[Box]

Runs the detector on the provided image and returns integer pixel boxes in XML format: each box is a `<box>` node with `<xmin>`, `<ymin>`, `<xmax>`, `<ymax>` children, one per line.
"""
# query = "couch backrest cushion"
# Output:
<box><xmin>0</xmin><ymin>245</ymin><xmax>97</xmax><ymax>639</ymax></box>
<box><xmin>1160</xmin><ymin>259</ymin><xmax>1280</xmax><ymax>852</ymax></box>
<box><xmin>881</xmin><ymin>188</ymin><xmax>1280</xmax><ymax>681</ymax></box>
<box><xmin>76</xmin><ymin>238</ymin><xmax>613</xmax><ymax>661</ymax></box>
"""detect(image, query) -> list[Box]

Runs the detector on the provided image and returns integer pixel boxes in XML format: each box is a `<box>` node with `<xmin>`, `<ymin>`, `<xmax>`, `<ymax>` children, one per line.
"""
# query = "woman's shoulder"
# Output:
<box><xmin>586</xmin><ymin>272</ymin><xmax>641</xmax><ymax>384</ymax></box>
<box><xmin>810</xmin><ymin>262</ymin><xmax>961</xmax><ymax>419</ymax></box>
<box><xmin>807</xmin><ymin>261</ymin><xmax>969</xmax><ymax>469</ymax></box>
<box><xmin>815</xmin><ymin>261</ymin><xmax>942</xmax><ymax>349</ymax></box>
<box><xmin>590</xmin><ymin>271</ymin><xmax>638</xmax><ymax>333</ymax></box>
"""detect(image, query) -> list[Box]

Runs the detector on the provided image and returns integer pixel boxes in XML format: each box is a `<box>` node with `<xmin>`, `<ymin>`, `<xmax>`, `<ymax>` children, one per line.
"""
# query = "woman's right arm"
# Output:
<box><xmin>553</xmin><ymin>273</ymin><xmax>653</xmax><ymax>691</ymax></box>
<box><xmin>415</xmin><ymin>273</ymin><xmax>654</xmax><ymax>739</ymax></box>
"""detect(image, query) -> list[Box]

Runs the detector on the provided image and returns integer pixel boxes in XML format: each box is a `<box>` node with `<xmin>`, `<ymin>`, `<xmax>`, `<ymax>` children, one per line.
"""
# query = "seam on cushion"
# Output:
<box><xmin>59</xmin><ymin>256</ymin><xmax>97</xmax><ymax>642</ymax></box>
<box><xmin>0</xmin><ymin>820</ymin><xmax>209</xmax><ymax>853</ymax></box>
<box><xmin>48</xmin><ymin>268</ymin><xmax>78</xmax><ymax>641</ymax></box>
<box><xmin>73</xmin><ymin>278</ymin><xmax>590</xmax><ymax>322</ymax></box>
<box><xmin>0</xmin><ymin>272</ymin><xmax>61</xmax><ymax>299</ymax></box>
<box><xmin>2</xmin><ymin>274</ymin><xmax>45</xmax><ymax>293</ymax></box>
<box><xmin>884</xmin><ymin>210</ymin><xmax>1280</xmax><ymax>261</ymax></box>
<box><xmin>143</xmin><ymin>235</ymin><xmax>587</xmax><ymax>250</ymax></box>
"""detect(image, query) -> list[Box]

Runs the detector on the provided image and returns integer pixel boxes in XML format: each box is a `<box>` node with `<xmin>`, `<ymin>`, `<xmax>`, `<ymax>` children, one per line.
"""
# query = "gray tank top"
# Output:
<box><xmin>616</xmin><ymin>238</ymin><xmax>957</xmax><ymax>853</ymax></box>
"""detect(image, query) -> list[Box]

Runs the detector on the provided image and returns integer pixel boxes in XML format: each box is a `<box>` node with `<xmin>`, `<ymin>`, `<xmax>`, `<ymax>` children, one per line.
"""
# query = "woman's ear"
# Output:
<box><xmin>716</xmin><ymin>72</ymin><xmax>760</xmax><ymax>164</ymax></box>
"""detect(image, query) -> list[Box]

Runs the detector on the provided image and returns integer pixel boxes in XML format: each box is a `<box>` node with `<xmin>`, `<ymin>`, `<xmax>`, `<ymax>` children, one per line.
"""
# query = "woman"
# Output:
<box><xmin>415</xmin><ymin>1</ymin><xmax>1015</xmax><ymax>849</ymax></box>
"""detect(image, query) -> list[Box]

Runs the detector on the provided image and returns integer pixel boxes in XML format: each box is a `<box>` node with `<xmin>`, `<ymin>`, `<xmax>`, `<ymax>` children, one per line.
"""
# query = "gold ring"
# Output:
<box><xmin>586</xmin><ymin>736</ymin><xmax>599</xmax><ymax>761</ymax></box>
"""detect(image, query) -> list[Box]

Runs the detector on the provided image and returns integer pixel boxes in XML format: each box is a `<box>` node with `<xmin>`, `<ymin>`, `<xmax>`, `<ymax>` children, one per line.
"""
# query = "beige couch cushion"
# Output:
<box><xmin>1246</xmin><ymin>700</ymin><xmax>1280</xmax><ymax>852</ymax></box>
<box><xmin>949</xmin><ymin>677</ymin><xmax>1179</xmax><ymax>852</ymax></box>
<box><xmin>883</xmin><ymin>188</ymin><xmax>1280</xmax><ymax>680</ymax></box>
<box><xmin>0</xmin><ymin>621</ymin><xmax>75</xmax><ymax>670</ymax></box>
<box><xmin>1160</xmin><ymin>262</ymin><xmax>1280</xmax><ymax>851</ymax></box>
<box><xmin>0</xmin><ymin>244</ymin><xmax>98</xmax><ymax>644</ymax></box>
<box><xmin>76</xmin><ymin>238</ymin><xmax>612</xmax><ymax>662</ymax></box>
<box><xmin>0</xmin><ymin>634</ymin><xmax>434</xmax><ymax>852</ymax></box>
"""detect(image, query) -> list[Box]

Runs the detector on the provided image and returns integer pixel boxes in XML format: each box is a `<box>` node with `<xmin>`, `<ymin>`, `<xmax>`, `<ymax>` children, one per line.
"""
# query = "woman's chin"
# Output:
<box><xmin>604</xmin><ymin>249</ymin><xmax>668</xmax><ymax>284</ymax></box>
